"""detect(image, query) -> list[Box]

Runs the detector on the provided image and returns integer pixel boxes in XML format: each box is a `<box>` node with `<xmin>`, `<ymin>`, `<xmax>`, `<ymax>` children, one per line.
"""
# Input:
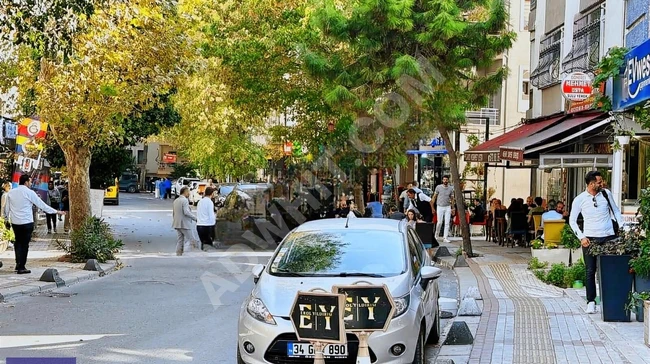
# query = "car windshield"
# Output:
<box><xmin>269</xmin><ymin>230</ymin><xmax>406</xmax><ymax>277</ymax></box>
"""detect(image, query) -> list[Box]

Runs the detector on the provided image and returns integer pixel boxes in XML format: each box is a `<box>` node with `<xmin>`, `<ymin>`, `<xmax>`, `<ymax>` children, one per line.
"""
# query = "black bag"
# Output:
<box><xmin>601</xmin><ymin>190</ymin><xmax>620</xmax><ymax>236</ymax></box>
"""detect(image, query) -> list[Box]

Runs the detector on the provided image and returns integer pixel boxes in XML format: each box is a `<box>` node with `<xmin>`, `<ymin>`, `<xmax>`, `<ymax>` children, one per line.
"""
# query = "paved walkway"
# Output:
<box><xmin>440</xmin><ymin>238</ymin><xmax>650</xmax><ymax>364</ymax></box>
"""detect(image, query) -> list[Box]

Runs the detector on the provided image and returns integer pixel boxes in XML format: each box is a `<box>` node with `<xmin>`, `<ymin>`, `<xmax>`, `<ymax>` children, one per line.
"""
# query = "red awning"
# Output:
<box><xmin>463</xmin><ymin>115</ymin><xmax>564</xmax><ymax>162</ymax></box>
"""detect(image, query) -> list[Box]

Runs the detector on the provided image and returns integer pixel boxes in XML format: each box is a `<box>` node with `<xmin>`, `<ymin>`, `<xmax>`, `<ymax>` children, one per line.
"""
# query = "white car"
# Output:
<box><xmin>172</xmin><ymin>177</ymin><xmax>200</xmax><ymax>197</ymax></box>
<box><xmin>188</xmin><ymin>182</ymin><xmax>210</xmax><ymax>205</ymax></box>
<box><xmin>237</xmin><ymin>218</ymin><xmax>442</xmax><ymax>363</ymax></box>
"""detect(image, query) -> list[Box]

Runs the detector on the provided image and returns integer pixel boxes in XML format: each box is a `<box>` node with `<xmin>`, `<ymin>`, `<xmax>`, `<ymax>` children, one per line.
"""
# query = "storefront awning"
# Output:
<box><xmin>524</xmin><ymin>115</ymin><xmax>614</xmax><ymax>155</ymax></box>
<box><xmin>463</xmin><ymin>115</ymin><xmax>564</xmax><ymax>162</ymax></box>
<box><xmin>499</xmin><ymin>113</ymin><xmax>607</xmax><ymax>162</ymax></box>
<box><xmin>406</xmin><ymin>149</ymin><xmax>448</xmax><ymax>155</ymax></box>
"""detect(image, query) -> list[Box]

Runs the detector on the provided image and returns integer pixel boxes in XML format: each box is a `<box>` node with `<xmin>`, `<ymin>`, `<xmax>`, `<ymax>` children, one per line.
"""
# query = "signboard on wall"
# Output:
<box><xmin>499</xmin><ymin>147</ymin><xmax>525</xmax><ymax>162</ymax></box>
<box><xmin>561</xmin><ymin>72</ymin><xmax>593</xmax><ymax>101</ymax></box>
<box><xmin>463</xmin><ymin>152</ymin><xmax>500</xmax><ymax>163</ymax></box>
<box><xmin>615</xmin><ymin>38</ymin><xmax>650</xmax><ymax>110</ymax></box>
<box><xmin>163</xmin><ymin>153</ymin><xmax>177</xmax><ymax>163</ymax></box>
<box><xmin>567</xmin><ymin>82</ymin><xmax>604</xmax><ymax>114</ymax></box>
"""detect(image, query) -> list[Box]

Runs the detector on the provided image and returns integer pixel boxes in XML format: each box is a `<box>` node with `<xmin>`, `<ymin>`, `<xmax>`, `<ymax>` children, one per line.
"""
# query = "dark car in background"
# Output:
<box><xmin>118</xmin><ymin>173</ymin><xmax>139</xmax><ymax>193</ymax></box>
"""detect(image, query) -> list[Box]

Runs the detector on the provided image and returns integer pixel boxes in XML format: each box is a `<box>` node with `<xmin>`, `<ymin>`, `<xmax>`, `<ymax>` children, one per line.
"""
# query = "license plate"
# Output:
<box><xmin>286</xmin><ymin>342</ymin><xmax>348</xmax><ymax>358</ymax></box>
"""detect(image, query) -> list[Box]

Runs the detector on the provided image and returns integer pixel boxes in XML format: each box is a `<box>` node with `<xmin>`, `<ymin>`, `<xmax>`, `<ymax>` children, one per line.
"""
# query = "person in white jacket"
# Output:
<box><xmin>196</xmin><ymin>187</ymin><xmax>216</xmax><ymax>249</ymax></box>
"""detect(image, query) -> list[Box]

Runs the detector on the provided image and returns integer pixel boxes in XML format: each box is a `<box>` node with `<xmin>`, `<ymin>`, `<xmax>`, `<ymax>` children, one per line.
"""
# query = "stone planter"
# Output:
<box><xmin>569</xmin><ymin>248</ymin><xmax>583</xmax><ymax>265</ymax></box>
<box><xmin>90</xmin><ymin>189</ymin><xmax>105</xmax><ymax>217</ymax></box>
<box><xmin>636</xmin><ymin>299</ymin><xmax>646</xmax><ymax>322</ymax></box>
<box><xmin>635</xmin><ymin>275</ymin><xmax>650</xmax><ymax>293</ymax></box>
<box><xmin>645</xmin><ymin>300</ymin><xmax>650</xmax><ymax>348</ymax></box>
<box><xmin>531</xmin><ymin>248</ymin><xmax>571</xmax><ymax>265</ymax></box>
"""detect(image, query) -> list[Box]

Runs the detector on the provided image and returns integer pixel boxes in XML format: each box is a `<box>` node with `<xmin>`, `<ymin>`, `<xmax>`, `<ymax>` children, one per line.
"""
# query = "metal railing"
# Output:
<box><xmin>465</xmin><ymin>108</ymin><xmax>500</xmax><ymax>125</ymax></box>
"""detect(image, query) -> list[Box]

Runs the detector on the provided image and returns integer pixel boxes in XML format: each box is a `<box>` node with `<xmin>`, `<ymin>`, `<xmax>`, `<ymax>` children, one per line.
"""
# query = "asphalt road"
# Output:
<box><xmin>0</xmin><ymin>192</ymin><xmax>455</xmax><ymax>363</ymax></box>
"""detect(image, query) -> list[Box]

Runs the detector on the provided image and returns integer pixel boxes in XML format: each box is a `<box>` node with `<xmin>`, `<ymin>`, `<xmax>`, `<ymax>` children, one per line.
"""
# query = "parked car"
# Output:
<box><xmin>172</xmin><ymin>177</ymin><xmax>200</xmax><ymax>197</ymax></box>
<box><xmin>118</xmin><ymin>173</ymin><xmax>139</xmax><ymax>193</ymax></box>
<box><xmin>237</xmin><ymin>218</ymin><xmax>442</xmax><ymax>364</ymax></box>
<box><xmin>189</xmin><ymin>181</ymin><xmax>209</xmax><ymax>205</ymax></box>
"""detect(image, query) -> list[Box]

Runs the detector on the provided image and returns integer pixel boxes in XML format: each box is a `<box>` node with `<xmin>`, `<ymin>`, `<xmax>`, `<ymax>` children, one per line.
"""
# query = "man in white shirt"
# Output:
<box><xmin>196</xmin><ymin>187</ymin><xmax>216</xmax><ymax>249</ymax></box>
<box><xmin>569</xmin><ymin>171</ymin><xmax>623</xmax><ymax>314</ymax></box>
<box><xmin>540</xmin><ymin>200</ymin><xmax>563</xmax><ymax>240</ymax></box>
<box><xmin>4</xmin><ymin>175</ymin><xmax>65</xmax><ymax>274</ymax></box>
<box><xmin>432</xmin><ymin>175</ymin><xmax>454</xmax><ymax>243</ymax></box>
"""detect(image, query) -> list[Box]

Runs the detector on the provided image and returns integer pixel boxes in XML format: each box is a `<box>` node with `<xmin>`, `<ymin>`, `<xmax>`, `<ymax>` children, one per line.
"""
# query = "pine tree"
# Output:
<box><xmin>305</xmin><ymin>0</ymin><xmax>516</xmax><ymax>256</ymax></box>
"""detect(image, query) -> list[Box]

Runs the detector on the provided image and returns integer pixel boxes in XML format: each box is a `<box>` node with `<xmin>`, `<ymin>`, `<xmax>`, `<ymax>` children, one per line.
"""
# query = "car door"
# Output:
<box><xmin>408</xmin><ymin>228</ymin><xmax>435</xmax><ymax>331</ymax></box>
<box><xmin>406</xmin><ymin>231</ymin><xmax>430</xmax><ymax>333</ymax></box>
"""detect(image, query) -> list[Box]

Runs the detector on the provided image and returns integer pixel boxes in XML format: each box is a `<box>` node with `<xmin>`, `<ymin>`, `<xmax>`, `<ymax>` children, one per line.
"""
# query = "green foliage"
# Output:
<box><xmin>533</xmin><ymin>269</ymin><xmax>547</xmax><ymax>281</ymax></box>
<box><xmin>593</xmin><ymin>47</ymin><xmax>628</xmax><ymax>112</ymax></box>
<box><xmin>56</xmin><ymin>217</ymin><xmax>123</xmax><ymax>263</ymax></box>
<box><xmin>0</xmin><ymin>217</ymin><xmax>15</xmax><ymax>242</ymax></box>
<box><xmin>560</xmin><ymin>224</ymin><xmax>581</xmax><ymax>250</ymax></box>
<box><xmin>625</xmin><ymin>291</ymin><xmax>650</xmax><ymax>313</ymax></box>
<box><xmin>563</xmin><ymin>259</ymin><xmax>586</xmax><ymax>289</ymax></box>
<box><xmin>545</xmin><ymin>263</ymin><xmax>568</xmax><ymax>288</ymax></box>
<box><xmin>531</xmin><ymin>239</ymin><xmax>543</xmax><ymax>249</ymax></box>
<box><xmin>588</xmin><ymin>229</ymin><xmax>641</xmax><ymax>256</ymax></box>
<box><xmin>170</xmin><ymin>163</ymin><xmax>199</xmax><ymax>179</ymax></box>
<box><xmin>528</xmin><ymin>257</ymin><xmax>548</xmax><ymax>270</ymax></box>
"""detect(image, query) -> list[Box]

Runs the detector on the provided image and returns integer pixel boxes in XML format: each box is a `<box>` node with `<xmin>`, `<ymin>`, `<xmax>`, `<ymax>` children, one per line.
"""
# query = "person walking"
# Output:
<box><xmin>406</xmin><ymin>188</ymin><xmax>434</xmax><ymax>222</ymax></box>
<box><xmin>3</xmin><ymin>175</ymin><xmax>65</xmax><ymax>274</ymax></box>
<box><xmin>569</xmin><ymin>171</ymin><xmax>623</xmax><ymax>314</ymax></box>
<box><xmin>432</xmin><ymin>175</ymin><xmax>454</xmax><ymax>243</ymax></box>
<box><xmin>60</xmin><ymin>182</ymin><xmax>70</xmax><ymax>233</ymax></box>
<box><xmin>196</xmin><ymin>187</ymin><xmax>216</xmax><ymax>249</ymax></box>
<box><xmin>46</xmin><ymin>182</ymin><xmax>61</xmax><ymax>234</ymax></box>
<box><xmin>0</xmin><ymin>182</ymin><xmax>11</xmax><ymax>269</ymax></box>
<box><xmin>172</xmin><ymin>186</ymin><xmax>197</xmax><ymax>256</ymax></box>
<box><xmin>164</xmin><ymin>178</ymin><xmax>172</xmax><ymax>199</ymax></box>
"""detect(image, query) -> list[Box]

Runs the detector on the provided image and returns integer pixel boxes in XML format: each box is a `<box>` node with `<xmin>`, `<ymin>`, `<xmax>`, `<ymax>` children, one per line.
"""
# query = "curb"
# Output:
<box><xmin>0</xmin><ymin>260</ymin><xmax>120</xmax><ymax>303</ymax></box>
<box><xmin>434</xmin><ymin>256</ymin><xmax>457</xmax><ymax>270</ymax></box>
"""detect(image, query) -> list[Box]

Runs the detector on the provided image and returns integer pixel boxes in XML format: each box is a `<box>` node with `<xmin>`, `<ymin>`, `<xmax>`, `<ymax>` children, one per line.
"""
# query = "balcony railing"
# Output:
<box><xmin>465</xmin><ymin>108</ymin><xmax>500</xmax><ymax>126</ymax></box>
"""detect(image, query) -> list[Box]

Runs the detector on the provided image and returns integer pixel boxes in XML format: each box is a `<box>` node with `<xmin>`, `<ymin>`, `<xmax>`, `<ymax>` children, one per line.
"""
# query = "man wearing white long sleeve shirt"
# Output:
<box><xmin>569</xmin><ymin>171</ymin><xmax>623</xmax><ymax>314</ymax></box>
<box><xmin>3</xmin><ymin>175</ymin><xmax>65</xmax><ymax>274</ymax></box>
<box><xmin>196</xmin><ymin>187</ymin><xmax>216</xmax><ymax>249</ymax></box>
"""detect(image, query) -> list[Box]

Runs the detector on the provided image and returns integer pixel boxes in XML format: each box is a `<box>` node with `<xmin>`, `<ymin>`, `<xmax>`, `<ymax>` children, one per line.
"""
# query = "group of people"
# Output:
<box><xmin>0</xmin><ymin>175</ymin><xmax>67</xmax><ymax>274</ymax></box>
<box><xmin>171</xmin><ymin>185</ymin><xmax>217</xmax><ymax>255</ymax></box>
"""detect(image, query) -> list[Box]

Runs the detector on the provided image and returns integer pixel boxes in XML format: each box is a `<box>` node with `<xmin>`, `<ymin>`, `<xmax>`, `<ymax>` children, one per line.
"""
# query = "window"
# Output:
<box><xmin>519</xmin><ymin>67</ymin><xmax>530</xmax><ymax>112</ymax></box>
<box><xmin>406</xmin><ymin>232</ymin><xmax>422</xmax><ymax>277</ymax></box>
<box><xmin>521</xmin><ymin>0</ymin><xmax>531</xmax><ymax>31</ymax></box>
<box><xmin>562</xmin><ymin>7</ymin><xmax>602</xmax><ymax>73</ymax></box>
<box><xmin>136</xmin><ymin>150</ymin><xmax>145</xmax><ymax>165</ymax></box>
<box><xmin>530</xmin><ymin>28</ymin><xmax>563</xmax><ymax>89</ymax></box>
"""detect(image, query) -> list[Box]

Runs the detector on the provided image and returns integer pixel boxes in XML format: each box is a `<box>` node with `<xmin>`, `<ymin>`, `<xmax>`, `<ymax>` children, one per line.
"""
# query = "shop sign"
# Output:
<box><xmin>332</xmin><ymin>285</ymin><xmax>395</xmax><ymax>332</ymax></box>
<box><xmin>283</xmin><ymin>142</ymin><xmax>293</xmax><ymax>156</ymax></box>
<box><xmin>464</xmin><ymin>152</ymin><xmax>500</xmax><ymax>163</ymax></box>
<box><xmin>567</xmin><ymin>82</ymin><xmax>604</xmax><ymax>114</ymax></box>
<box><xmin>499</xmin><ymin>147</ymin><xmax>524</xmax><ymax>162</ymax></box>
<box><xmin>163</xmin><ymin>153</ymin><xmax>177</xmax><ymax>163</ymax></box>
<box><xmin>615</xmin><ymin>38</ymin><xmax>650</xmax><ymax>110</ymax></box>
<box><xmin>561</xmin><ymin>72</ymin><xmax>593</xmax><ymax>102</ymax></box>
<box><xmin>290</xmin><ymin>291</ymin><xmax>346</xmax><ymax>344</ymax></box>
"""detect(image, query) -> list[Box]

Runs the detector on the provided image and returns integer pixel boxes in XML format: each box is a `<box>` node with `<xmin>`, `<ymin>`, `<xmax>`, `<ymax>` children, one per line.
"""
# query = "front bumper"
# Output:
<box><xmin>238</xmin><ymin>303</ymin><xmax>421</xmax><ymax>364</ymax></box>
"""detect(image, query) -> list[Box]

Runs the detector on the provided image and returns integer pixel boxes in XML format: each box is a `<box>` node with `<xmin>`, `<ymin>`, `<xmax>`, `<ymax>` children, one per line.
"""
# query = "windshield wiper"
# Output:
<box><xmin>272</xmin><ymin>269</ymin><xmax>307</xmax><ymax>277</ymax></box>
<box><xmin>330</xmin><ymin>272</ymin><xmax>386</xmax><ymax>278</ymax></box>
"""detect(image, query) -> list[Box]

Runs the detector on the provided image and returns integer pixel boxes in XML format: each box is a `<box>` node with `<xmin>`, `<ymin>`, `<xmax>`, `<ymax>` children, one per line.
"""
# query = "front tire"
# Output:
<box><xmin>412</xmin><ymin>325</ymin><xmax>425</xmax><ymax>364</ymax></box>
<box><xmin>427</xmin><ymin>309</ymin><xmax>441</xmax><ymax>344</ymax></box>
<box><xmin>127</xmin><ymin>186</ymin><xmax>137</xmax><ymax>193</ymax></box>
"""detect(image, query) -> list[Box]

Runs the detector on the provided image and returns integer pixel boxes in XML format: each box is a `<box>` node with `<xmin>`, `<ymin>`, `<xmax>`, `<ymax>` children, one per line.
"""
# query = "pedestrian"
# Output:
<box><xmin>406</xmin><ymin>188</ymin><xmax>434</xmax><ymax>223</ymax></box>
<box><xmin>388</xmin><ymin>205</ymin><xmax>406</xmax><ymax>220</ymax></box>
<box><xmin>0</xmin><ymin>182</ymin><xmax>10</xmax><ymax>269</ymax></box>
<box><xmin>57</xmin><ymin>183</ymin><xmax>65</xmax><ymax>221</ymax></box>
<box><xmin>3</xmin><ymin>174</ymin><xmax>65</xmax><ymax>274</ymax></box>
<box><xmin>172</xmin><ymin>186</ymin><xmax>197</xmax><ymax>256</ymax></box>
<box><xmin>365</xmin><ymin>193</ymin><xmax>384</xmax><ymax>218</ymax></box>
<box><xmin>46</xmin><ymin>181</ymin><xmax>61</xmax><ymax>233</ymax></box>
<box><xmin>569</xmin><ymin>170</ymin><xmax>623</xmax><ymax>314</ymax></box>
<box><xmin>196</xmin><ymin>187</ymin><xmax>216</xmax><ymax>249</ymax></box>
<box><xmin>432</xmin><ymin>175</ymin><xmax>454</xmax><ymax>243</ymax></box>
<box><xmin>60</xmin><ymin>182</ymin><xmax>70</xmax><ymax>233</ymax></box>
<box><xmin>164</xmin><ymin>178</ymin><xmax>172</xmax><ymax>199</ymax></box>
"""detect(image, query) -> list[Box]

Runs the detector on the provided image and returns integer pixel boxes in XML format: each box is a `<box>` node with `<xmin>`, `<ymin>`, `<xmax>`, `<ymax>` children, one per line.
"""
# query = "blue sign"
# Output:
<box><xmin>615</xmin><ymin>38</ymin><xmax>650</xmax><ymax>110</ymax></box>
<box><xmin>430</xmin><ymin>137</ymin><xmax>445</xmax><ymax>147</ymax></box>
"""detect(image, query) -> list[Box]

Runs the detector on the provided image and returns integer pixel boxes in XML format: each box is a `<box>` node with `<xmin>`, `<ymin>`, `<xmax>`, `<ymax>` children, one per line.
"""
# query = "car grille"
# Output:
<box><xmin>264</xmin><ymin>333</ymin><xmax>378</xmax><ymax>363</ymax></box>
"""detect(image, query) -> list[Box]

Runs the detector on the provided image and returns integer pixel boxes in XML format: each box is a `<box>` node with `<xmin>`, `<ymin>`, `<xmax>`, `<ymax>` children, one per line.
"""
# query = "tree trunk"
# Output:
<box><xmin>439</xmin><ymin>126</ymin><xmax>473</xmax><ymax>257</ymax></box>
<box><xmin>61</xmin><ymin>145</ymin><xmax>92</xmax><ymax>233</ymax></box>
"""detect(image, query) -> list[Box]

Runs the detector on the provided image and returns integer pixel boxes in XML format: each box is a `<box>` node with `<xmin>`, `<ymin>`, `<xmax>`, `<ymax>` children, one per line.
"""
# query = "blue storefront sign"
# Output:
<box><xmin>614</xmin><ymin>38</ymin><xmax>650</xmax><ymax>110</ymax></box>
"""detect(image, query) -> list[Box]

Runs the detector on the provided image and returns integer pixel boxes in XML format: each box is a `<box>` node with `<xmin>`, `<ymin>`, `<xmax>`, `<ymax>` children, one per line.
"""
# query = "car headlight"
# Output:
<box><xmin>393</xmin><ymin>293</ymin><xmax>411</xmax><ymax>318</ymax></box>
<box><xmin>246</xmin><ymin>297</ymin><xmax>276</xmax><ymax>325</ymax></box>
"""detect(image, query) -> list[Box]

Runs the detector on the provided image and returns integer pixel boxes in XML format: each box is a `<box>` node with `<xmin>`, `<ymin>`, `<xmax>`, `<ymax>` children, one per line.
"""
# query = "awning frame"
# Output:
<box><xmin>525</xmin><ymin>116</ymin><xmax>614</xmax><ymax>154</ymax></box>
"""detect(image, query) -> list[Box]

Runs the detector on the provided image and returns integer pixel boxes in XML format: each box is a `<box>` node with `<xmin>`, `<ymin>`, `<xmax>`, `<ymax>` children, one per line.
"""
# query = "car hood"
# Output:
<box><xmin>253</xmin><ymin>273</ymin><xmax>411</xmax><ymax>317</ymax></box>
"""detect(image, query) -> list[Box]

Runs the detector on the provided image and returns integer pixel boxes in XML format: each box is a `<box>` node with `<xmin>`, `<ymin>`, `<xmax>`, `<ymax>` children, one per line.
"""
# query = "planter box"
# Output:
<box><xmin>531</xmin><ymin>248</ymin><xmax>570</xmax><ymax>265</ymax></box>
<box><xmin>90</xmin><ymin>189</ymin><xmax>105</xmax><ymax>217</ymax></box>
<box><xmin>569</xmin><ymin>248</ymin><xmax>583</xmax><ymax>265</ymax></box>
<box><xmin>637</xmin><ymin>300</ymin><xmax>646</xmax><ymax>322</ymax></box>
<box><xmin>598</xmin><ymin>255</ymin><xmax>633</xmax><ymax>322</ymax></box>
<box><xmin>635</xmin><ymin>275</ymin><xmax>650</xmax><ymax>293</ymax></box>
<box><xmin>645</xmin><ymin>300</ymin><xmax>650</xmax><ymax>348</ymax></box>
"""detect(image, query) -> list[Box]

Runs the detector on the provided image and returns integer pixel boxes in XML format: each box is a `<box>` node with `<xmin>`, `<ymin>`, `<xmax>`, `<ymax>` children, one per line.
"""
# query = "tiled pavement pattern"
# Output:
<box><xmin>466</xmin><ymin>239</ymin><xmax>635</xmax><ymax>364</ymax></box>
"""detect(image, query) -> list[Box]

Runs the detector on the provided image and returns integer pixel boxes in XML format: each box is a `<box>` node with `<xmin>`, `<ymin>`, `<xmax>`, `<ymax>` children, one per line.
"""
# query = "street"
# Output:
<box><xmin>0</xmin><ymin>193</ymin><xmax>452</xmax><ymax>363</ymax></box>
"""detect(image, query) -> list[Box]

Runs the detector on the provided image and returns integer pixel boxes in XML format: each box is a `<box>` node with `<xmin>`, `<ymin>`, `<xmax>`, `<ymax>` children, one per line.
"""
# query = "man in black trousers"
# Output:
<box><xmin>3</xmin><ymin>175</ymin><xmax>66</xmax><ymax>274</ymax></box>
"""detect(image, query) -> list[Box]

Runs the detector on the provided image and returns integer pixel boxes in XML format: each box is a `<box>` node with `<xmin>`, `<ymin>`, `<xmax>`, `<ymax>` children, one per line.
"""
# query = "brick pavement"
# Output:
<box><xmin>456</xmin><ymin>238</ymin><xmax>648</xmax><ymax>364</ymax></box>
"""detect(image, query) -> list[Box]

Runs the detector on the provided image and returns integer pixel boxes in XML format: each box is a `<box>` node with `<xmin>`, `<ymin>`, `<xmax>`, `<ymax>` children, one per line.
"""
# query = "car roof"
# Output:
<box><xmin>294</xmin><ymin>218</ymin><xmax>405</xmax><ymax>233</ymax></box>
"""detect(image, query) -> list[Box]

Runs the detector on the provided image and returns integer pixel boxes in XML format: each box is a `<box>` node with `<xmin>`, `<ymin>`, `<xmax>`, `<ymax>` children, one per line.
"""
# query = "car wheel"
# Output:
<box><xmin>427</xmin><ymin>308</ymin><xmax>441</xmax><ymax>344</ymax></box>
<box><xmin>127</xmin><ymin>186</ymin><xmax>137</xmax><ymax>193</ymax></box>
<box><xmin>236</xmin><ymin>346</ymin><xmax>246</xmax><ymax>364</ymax></box>
<box><xmin>412</xmin><ymin>326</ymin><xmax>425</xmax><ymax>364</ymax></box>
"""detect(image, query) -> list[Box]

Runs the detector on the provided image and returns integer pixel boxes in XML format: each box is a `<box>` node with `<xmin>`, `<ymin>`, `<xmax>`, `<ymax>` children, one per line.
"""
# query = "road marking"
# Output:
<box><xmin>0</xmin><ymin>334</ymin><xmax>123</xmax><ymax>349</ymax></box>
<box><xmin>118</xmin><ymin>251</ymin><xmax>274</xmax><ymax>259</ymax></box>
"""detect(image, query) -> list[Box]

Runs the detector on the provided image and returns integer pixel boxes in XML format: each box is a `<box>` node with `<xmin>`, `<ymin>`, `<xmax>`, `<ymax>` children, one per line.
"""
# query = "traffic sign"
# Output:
<box><xmin>332</xmin><ymin>284</ymin><xmax>396</xmax><ymax>332</ymax></box>
<box><xmin>290</xmin><ymin>291</ymin><xmax>346</xmax><ymax>344</ymax></box>
<box><xmin>561</xmin><ymin>72</ymin><xmax>593</xmax><ymax>102</ymax></box>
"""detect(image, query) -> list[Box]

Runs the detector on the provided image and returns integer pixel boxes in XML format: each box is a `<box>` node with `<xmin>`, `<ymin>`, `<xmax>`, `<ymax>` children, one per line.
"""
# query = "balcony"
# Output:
<box><xmin>465</xmin><ymin>108</ymin><xmax>500</xmax><ymax>126</ymax></box>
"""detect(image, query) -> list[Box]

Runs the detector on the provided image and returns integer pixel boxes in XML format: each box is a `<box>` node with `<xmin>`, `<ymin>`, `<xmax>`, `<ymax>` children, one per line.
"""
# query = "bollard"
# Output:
<box><xmin>356</xmin><ymin>331</ymin><xmax>371</xmax><ymax>364</ymax></box>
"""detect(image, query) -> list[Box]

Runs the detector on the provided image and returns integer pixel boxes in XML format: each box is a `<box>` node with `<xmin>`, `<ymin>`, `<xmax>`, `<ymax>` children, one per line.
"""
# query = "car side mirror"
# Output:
<box><xmin>420</xmin><ymin>266</ymin><xmax>442</xmax><ymax>285</ymax></box>
<box><xmin>252</xmin><ymin>264</ymin><xmax>265</xmax><ymax>284</ymax></box>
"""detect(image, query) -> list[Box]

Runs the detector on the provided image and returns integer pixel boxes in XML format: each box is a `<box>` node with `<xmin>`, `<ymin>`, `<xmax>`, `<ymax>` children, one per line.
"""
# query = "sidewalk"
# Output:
<box><xmin>434</xmin><ymin>238</ymin><xmax>650</xmax><ymax>364</ymax></box>
<box><xmin>0</xmin><ymin>219</ymin><xmax>118</xmax><ymax>303</ymax></box>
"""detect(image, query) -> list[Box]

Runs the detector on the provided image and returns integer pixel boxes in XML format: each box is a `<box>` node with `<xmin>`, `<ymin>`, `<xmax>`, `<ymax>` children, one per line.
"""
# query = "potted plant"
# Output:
<box><xmin>631</xmin><ymin>188</ymin><xmax>650</xmax><ymax>293</ymax></box>
<box><xmin>560</xmin><ymin>224</ymin><xmax>582</xmax><ymax>266</ymax></box>
<box><xmin>626</xmin><ymin>291</ymin><xmax>650</xmax><ymax>322</ymax></box>
<box><xmin>589</xmin><ymin>232</ymin><xmax>640</xmax><ymax>322</ymax></box>
<box><xmin>530</xmin><ymin>238</ymin><xmax>571</xmax><ymax>265</ymax></box>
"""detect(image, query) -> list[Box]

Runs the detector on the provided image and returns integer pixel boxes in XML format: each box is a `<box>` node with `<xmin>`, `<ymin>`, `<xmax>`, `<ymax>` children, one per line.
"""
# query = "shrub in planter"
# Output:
<box><xmin>632</xmin><ymin>188</ymin><xmax>650</xmax><ymax>293</ymax></box>
<box><xmin>531</xmin><ymin>239</ymin><xmax>571</xmax><ymax>265</ymax></box>
<box><xmin>56</xmin><ymin>217</ymin><xmax>123</xmax><ymax>263</ymax></box>
<box><xmin>545</xmin><ymin>263</ymin><xmax>567</xmax><ymax>288</ymax></box>
<box><xmin>563</xmin><ymin>258</ymin><xmax>586</xmax><ymax>289</ymax></box>
<box><xmin>625</xmin><ymin>291</ymin><xmax>650</xmax><ymax>322</ymax></box>
<box><xmin>589</xmin><ymin>235</ymin><xmax>639</xmax><ymax>322</ymax></box>
<box><xmin>561</xmin><ymin>224</ymin><xmax>582</xmax><ymax>266</ymax></box>
<box><xmin>528</xmin><ymin>257</ymin><xmax>548</xmax><ymax>270</ymax></box>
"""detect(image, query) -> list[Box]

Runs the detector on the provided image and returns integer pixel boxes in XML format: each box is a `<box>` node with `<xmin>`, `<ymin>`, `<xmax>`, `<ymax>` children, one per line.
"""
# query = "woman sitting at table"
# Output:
<box><xmin>404</xmin><ymin>209</ymin><xmax>424</xmax><ymax>229</ymax></box>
